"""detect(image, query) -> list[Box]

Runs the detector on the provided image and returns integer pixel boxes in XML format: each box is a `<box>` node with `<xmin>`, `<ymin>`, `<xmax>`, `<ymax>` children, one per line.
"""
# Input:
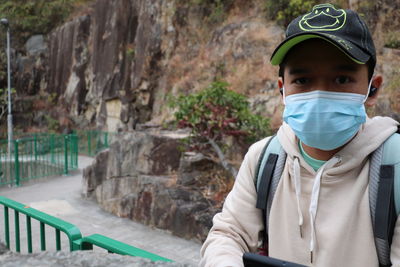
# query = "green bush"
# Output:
<box><xmin>177</xmin><ymin>0</ymin><xmax>234</xmax><ymax>25</ymax></box>
<box><xmin>170</xmin><ymin>81</ymin><xmax>271</xmax><ymax>147</ymax></box>
<box><xmin>385</xmin><ymin>32</ymin><xmax>400</xmax><ymax>49</ymax></box>
<box><xmin>0</xmin><ymin>0</ymin><xmax>92</xmax><ymax>43</ymax></box>
<box><xmin>0</xmin><ymin>0</ymin><xmax>92</xmax><ymax>89</ymax></box>
<box><xmin>264</xmin><ymin>0</ymin><xmax>319</xmax><ymax>26</ymax></box>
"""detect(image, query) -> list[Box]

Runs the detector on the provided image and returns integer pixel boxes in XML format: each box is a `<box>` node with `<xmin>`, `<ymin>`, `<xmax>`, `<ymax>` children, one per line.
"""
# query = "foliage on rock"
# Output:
<box><xmin>264</xmin><ymin>0</ymin><xmax>319</xmax><ymax>26</ymax></box>
<box><xmin>0</xmin><ymin>0</ymin><xmax>93</xmax><ymax>96</ymax></box>
<box><xmin>177</xmin><ymin>0</ymin><xmax>234</xmax><ymax>25</ymax></box>
<box><xmin>0</xmin><ymin>0</ymin><xmax>91</xmax><ymax>42</ymax></box>
<box><xmin>385</xmin><ymin>32</ymin><xmax>400</xmax><ymax>49</ymax></box>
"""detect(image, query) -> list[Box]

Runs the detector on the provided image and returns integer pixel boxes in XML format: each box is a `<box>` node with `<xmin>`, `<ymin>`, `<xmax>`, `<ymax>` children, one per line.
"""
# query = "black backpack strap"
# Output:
<box><xmin>375</xmin><ymin>165</ymin><xmax>397</xmax><ymax>267</ymax></box>
<box><xmin>256</xmin><ymin>154</ymin><xmax>279</xmax><ymax>211</ymax></box>
<box><xmin>255</xmin><ymin>135</ymin><xmax>286</xmax><ymax>253</ymax></box>
<box><xmin>254</xmin><ymin>135</ymin><xmax>276</xmax><ymax>189</ymax></box>
<box><xmin>370</xmin><ymin>131</ymin><xmax>400</xmax><ymax>267</ymax></box>
<box><xmin>255</xmin><ymin>136</ymin><xmax>276</xmax><ymax>251</ymax></box>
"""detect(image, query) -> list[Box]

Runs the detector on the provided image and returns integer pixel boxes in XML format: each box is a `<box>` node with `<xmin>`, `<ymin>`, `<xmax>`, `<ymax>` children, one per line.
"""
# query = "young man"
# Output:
<box><xmin>200</xmin><ymin>3</ymin><xmax>400</xmax><ymax>267</ymax></box>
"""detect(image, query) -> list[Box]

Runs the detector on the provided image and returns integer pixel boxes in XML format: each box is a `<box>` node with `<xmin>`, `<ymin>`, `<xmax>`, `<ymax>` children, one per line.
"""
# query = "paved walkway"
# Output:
<box><xmin>0</xmin><ymin>156</ymin><xmax>202</xmax><ymax>266</ymax></box>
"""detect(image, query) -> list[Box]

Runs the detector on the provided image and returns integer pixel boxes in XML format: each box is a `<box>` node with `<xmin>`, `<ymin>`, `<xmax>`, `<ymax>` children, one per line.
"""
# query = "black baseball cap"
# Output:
<box><xmin>270</xmin><ymin>3</ymin><xmax>376</xmax><ymax>69</ymax></box>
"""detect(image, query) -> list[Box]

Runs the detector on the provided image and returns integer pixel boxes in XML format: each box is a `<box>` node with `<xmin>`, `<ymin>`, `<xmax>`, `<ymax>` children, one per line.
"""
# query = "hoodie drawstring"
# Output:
<box><xmin>308</xmin><ymin>155</ymin><xmax>341</xmax><ymax>263</ymax></box>
<box><xmin>293</xmin><ymin>157</ymin><xmax>303</xmax><ymax>238</ymax></box>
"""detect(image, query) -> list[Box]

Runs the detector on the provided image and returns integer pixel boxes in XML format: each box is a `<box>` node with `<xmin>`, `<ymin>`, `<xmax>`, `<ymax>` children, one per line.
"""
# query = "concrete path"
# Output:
<box><xmin>0</xmin><ymin>156</ymin><xmax>202</xmax><ymax>266</ymax></box>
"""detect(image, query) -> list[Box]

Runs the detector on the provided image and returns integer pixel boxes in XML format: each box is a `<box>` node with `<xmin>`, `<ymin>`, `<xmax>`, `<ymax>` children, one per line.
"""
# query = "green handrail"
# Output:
<box><xmin>0</xmin><ymin>134</ymin><xmax>78</xmax><ymax>186</ymax></box>
<box><xmin>0</xmin><ymin>196</ymin><xmax>172</xmax><ymax>262</ymax></box>
<box><xmin>80</xmin><ymin>234</ymin><xmax>173</xmax><ymax>262</ymax></box>
<box><xmin>0</xmin><ymin>196</ymin><xmax>83</xmax><ymax>252</ymax></box>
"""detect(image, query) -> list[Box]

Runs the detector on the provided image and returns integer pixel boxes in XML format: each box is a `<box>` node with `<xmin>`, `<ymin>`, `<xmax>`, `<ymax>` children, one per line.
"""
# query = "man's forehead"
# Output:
<box><xmin>284</xmin><ymin>39</ymin><xmax>351</xmax><ymax>61</ymax></box>
<box><xmin>287</xmin><ymin>64</ymin><xmax>361</xmax><ymax>75</ymax></box>
<box><xmin>282</xmin><ymin>39</ymin><xmax>367</xmax><ymax>72</ymax></box>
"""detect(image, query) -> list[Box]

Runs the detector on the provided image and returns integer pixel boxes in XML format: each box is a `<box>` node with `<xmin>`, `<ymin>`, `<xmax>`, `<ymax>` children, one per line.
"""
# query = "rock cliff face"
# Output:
<box><xmin>11</xmin><ymin>0</ymin><xmax>400</xmax><ymax>132</ymax></box>
<box><xmin>82</xmin><ymin>131</ymin><xmax>232</xmax><ymax>241</ymax></box>
<box><xmin>10</xmin><ymin>0</ymin><xmax>285</xmax><ymax>131</ymax></box>
<box><xmin>45</xmin><ymin>0</ymin><xmax>168</xmax><ymax>130</ymax></box>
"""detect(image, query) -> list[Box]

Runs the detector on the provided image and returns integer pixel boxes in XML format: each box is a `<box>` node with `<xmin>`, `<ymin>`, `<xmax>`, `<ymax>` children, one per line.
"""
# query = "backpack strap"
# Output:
<box><xmin>370</xmin><ymin>131</ymin><xmax>400</xmax><ymax>267</ymax></box>
<box><xmin>255</xmin><ymin>135</ymin><xmax>287</xmax><ymax>252</ymax></box>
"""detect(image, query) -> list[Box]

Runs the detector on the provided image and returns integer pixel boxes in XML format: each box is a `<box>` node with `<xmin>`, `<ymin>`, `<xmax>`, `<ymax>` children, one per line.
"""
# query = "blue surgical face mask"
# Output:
<box><xmin>282</xmin><ymin>84</ymin><xmax>371</xmax><ymax>151</ymax></box>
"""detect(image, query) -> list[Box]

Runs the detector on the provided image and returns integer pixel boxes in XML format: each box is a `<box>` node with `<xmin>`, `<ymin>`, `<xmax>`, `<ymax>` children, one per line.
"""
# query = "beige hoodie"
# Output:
<box><xmin>200</xmin><ymin>116</ymin><xmax>400</xmax><ymax>267</ymax></box>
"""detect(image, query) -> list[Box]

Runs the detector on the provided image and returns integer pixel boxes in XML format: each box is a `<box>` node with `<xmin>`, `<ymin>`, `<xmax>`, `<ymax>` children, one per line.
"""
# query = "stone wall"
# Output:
<box><xmin>82</xmin><ymin>130</ymin><xmax>231</xmax><ymax>241</ymax></box>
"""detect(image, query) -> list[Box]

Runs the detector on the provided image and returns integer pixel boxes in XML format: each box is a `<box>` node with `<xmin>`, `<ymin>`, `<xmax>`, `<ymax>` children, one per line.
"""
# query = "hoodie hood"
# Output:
<box><xmin>277</xmin><ymin>116</ymin><xmax>399</xmax><ymax>175</ymax></box>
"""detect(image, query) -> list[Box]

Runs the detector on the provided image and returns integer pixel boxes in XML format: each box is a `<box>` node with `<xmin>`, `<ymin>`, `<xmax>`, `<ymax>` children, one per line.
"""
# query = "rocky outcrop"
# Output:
<box><xmin>8</xmin><ymin>0</ymin><xmax>400</xmax><ymax>133</ymax></box>
<box><xmin>48</xmin><ymin>15</ymin><xmax>91</xmax><ymax>116</ymax></box>
<box><xmin>82</xmin><ymin>130</ymin><xmax>230</xmax><ymax>241</ymax></box>
<box><xmin>45</xmin><ymin>0</ymin><xmax>171</xmax><ymax>131</ymax></box>
<box><xmin>10</xmin><ymin>0</ymin><xmax>289</xmax><ymax>131</ymax></box>
<box><xmin>0</xmin><ymin>250</ymin><xmax>189</xmax><ymax>267</ymax></box>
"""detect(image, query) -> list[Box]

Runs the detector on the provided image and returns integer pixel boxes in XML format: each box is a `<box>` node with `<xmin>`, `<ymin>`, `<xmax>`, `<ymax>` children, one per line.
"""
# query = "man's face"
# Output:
<box><xmin>281</xmin><ymin>39</ymin><xmax>370</xmax><ymax>97</ymax></box>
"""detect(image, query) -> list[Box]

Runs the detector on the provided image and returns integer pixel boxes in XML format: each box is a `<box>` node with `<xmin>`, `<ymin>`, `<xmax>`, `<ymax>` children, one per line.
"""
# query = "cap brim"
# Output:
<box><xmin>270</xmin><ymin>33</ymin><xmax>371</xmax><ymax>65</ymax></box>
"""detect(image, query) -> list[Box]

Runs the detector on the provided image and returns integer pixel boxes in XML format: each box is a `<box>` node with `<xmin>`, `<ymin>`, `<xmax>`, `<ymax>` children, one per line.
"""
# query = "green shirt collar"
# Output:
<box><xmin>298</xmin><ymin>141</ymin><xmax>327</xmax><ymax>171</ymax></box>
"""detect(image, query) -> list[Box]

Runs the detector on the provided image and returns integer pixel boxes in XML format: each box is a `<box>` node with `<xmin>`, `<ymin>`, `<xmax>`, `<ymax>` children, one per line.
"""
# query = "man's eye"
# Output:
<box><xmin>294</xmin><ymin>78</ymin><xmax>309</xmax><ymax>85</ymax></box>
<box><xmin>335</xmin><ymin>76</ymin><xmax>351</xmax><ymax>84</ymax></box>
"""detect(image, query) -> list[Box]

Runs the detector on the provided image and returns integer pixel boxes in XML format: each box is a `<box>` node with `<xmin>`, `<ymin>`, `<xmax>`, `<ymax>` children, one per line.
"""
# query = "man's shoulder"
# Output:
<box><xmin>248</xmin><ymin>136</ymin><xmax>274</xmax><ymax>154</ymax></box>
<box><xmin>245</xmin><ymin>136</ymin><xmax>276</xmax><ymax>165</ymax></box>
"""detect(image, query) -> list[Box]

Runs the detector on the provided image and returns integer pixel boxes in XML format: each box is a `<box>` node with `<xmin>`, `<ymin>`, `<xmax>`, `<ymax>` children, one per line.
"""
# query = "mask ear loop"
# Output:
<box><xmin>363</xmin><ymin>75</ymin><xmax>374</xmax><ymax>104</ymax></box>
<box><xmin>282</xmin><ymin>86</ymin><xmax>287</xmax><ymax>105</ymax></box>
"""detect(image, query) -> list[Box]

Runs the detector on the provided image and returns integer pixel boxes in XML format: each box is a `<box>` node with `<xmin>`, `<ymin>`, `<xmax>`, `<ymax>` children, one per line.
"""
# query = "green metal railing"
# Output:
<box><xmin>76</xmin><ymin>130</ymin><xmax>113</xmax><ymax>157</ymax></box>
<box><xmin>0</xmin><ymin>134</ymin><xmax>78</xmax><ymax>186</ymax></box>
<box><xmin>80</xmin><ymin>234</ymin><xmax>172</xmax><ymax>262</ymax></box>
<box><xmin>0</xmin><ymin>196</ymin><xmax>171</xmax><ymax>262</ymax></box>
<box><xmin>0</xmin><ymin>196</ymin><xmax>82</xmax><ymax>252</ymax></box>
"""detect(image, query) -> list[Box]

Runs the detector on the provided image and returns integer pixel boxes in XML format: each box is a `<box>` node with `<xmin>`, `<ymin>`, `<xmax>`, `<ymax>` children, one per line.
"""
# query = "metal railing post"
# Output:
<box><xmin>104</xmin><ymin>132</ymin><xmax>108</xmax><ymax>147</ymax></box>
<box><xmin>50</xmin><ymin>134</ymin><xmax>55</xmax><ymax>164</ymax></box>
<box><xmin>64</xmin><ymin>135</ymin><xmax>68</xmax><ymax>175</ymax></box>
<box><xmin>14</xmin><ymin>140</ymin><xmax>19</xmax><ymax>186</ymax></box>
<box><xmin>4</xmin><ymin>206</ymin><xmax>9</xmax><ymax>249</ymax></box>
<box><xmin>75</xmin><ymin>135</ymin><xmax>79</xmax><ymax>167</ymax></box>
<box><xmin>69</xmin><ymin>134</ymin><xmax>75</xmax><ymax>169</ymax></box>
<box><xmin>34</xmin><ymin>134</ymin><xmax>37</xmax><ymax>161</ymax></box>
<box><xmin>56</xmin><ymin>229</ymin><xmax>61</xmax><ymax>251</ymax></box>
<box><xmin>26</xmin><ymin>215</ymin><xmax>32</xmax><ymax>253</ymax></box>
<box><xmin>40</xmin><ymin>222</ymin><xmax>46</xmax><ymax>251</ymax></box>
<box><xmin>15</xmin><ymin>210</ymin><xmax>20</xmax><ymax>252</ymax></box>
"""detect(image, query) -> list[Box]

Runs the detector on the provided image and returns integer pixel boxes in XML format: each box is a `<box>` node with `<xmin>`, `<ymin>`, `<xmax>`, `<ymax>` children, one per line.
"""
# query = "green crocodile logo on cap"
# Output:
<box><xmin>299</xmin><ymin>4</ymin><xmax>346</xmax><ymax>31</ymax></box>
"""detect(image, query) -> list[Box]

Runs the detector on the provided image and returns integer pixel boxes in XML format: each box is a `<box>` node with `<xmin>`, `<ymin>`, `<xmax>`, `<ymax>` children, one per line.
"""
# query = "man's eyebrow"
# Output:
<box><xmin>288</xmin><ymin>68</ymin><xmax>310</xmax><ymax>75</ymax></box>
<box><xmin>333</xmin><ymin>64</ymin><xmax>359</xmax><ymax>72</ymax></box>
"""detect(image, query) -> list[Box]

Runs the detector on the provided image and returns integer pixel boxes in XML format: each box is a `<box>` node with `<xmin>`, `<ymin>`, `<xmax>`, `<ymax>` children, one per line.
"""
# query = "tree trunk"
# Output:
<box><xmin>208</xmin><ymin>138</ymin><xmax>238</xmax><ymax>179</ymax></box>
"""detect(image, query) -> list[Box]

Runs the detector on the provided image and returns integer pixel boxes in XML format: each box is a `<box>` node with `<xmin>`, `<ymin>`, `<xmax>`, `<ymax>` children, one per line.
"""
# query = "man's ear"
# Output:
<box><xmin>278</xmin><ymin>78</ymin><xmax>283</xmax><ymax>96</ymax></box>
<box><xmin>365</xmin><ymin>75</ymin><xmax>383</xmax><ymax>107</ymax></box>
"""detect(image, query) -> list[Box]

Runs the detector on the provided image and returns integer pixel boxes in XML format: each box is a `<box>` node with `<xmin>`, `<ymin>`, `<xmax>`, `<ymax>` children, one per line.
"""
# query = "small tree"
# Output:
<box><xmin>171</xmin><ymin>81</ymin><xmax>272</xmax><ymax>178</ymax></box>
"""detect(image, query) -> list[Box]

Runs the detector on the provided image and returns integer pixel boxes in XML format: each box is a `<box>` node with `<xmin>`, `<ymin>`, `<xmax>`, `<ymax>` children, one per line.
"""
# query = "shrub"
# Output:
<box><xmin>0</xmin><ymin>0</ymin><xmax>92</xmax><ymax>44</ymax></box>
<box><xmin>170</xmin><ymin>81</ymin><xmax>272</xmax><ymax>177</ymax></box>
<box><xmin>177</xmin><ymin>0</ymin><xmax>234</xmax><ymax>25</ymax></box>
<box><xmin>264</xmin><ymin>0</ymin><xmax>319</xmax><ymax>26</ymax></box>
<box><xmin>0</xmin><ymin>0</ymin><xmax>93</xmax><ymax>90</ymax></box>
<box><xmin>385</xmin><ymin>32</ymin><xmax>400</xmax><ymax>49</ymax></box>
